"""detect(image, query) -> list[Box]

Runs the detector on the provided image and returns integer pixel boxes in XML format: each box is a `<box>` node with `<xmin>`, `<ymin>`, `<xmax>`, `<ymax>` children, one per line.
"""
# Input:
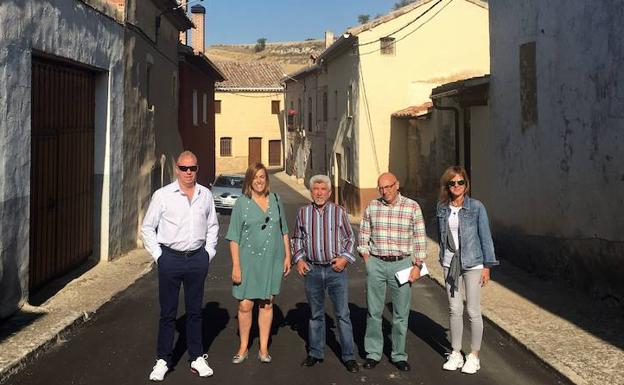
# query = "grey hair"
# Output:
<box><xmin>309</xmin><ymin>174</ymin><xmax>331</xmax><ymax>189</ymax></box>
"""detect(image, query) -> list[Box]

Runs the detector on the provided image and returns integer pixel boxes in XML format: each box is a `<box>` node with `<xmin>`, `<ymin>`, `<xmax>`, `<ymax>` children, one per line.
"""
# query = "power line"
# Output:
<box><xmin>355</xmin><ymin>0</ymin><xmax>444</xmax><ymax>48</ymax></box>
<box><xmin>357</xmin><ymin>0</ymin><xmax>454</xmax><ymax>57</ymax></box>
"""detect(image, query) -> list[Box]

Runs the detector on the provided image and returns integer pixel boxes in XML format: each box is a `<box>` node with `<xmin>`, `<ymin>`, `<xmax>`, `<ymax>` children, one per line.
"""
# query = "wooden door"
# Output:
<box><xmin>30</xmin><ymin>57</ymin><xmax>95</xmax><ymax>291</ymax></box>
<box><xmin>248</xmin><ymin>137</ymin><xmax>261</xmax><ymax>166</ymax></box>
<box><xmin>268</xmin><ymin>140</ymin><xmax>281</xmax><ymax>166</ymax></box>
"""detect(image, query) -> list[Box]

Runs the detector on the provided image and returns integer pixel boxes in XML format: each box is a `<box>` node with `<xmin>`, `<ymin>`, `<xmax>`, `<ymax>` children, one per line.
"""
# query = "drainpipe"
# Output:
<box><xmin>432</xmin><ymin>98</ymin><xmax>460</xmax><ymax>165</ymax></box>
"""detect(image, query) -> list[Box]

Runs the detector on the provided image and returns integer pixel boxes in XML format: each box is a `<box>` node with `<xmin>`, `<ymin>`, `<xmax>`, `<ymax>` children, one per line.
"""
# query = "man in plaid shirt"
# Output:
<box><xmin>358</xmin><ymin>172</ymin><xmax>426</xmax><ymax>372</ymax></box>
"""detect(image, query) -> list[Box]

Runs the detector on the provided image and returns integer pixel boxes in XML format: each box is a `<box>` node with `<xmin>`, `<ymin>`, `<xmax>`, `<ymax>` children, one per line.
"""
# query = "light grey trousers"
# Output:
<box><xmin>443</xmin><ymin>267</ymin><xmax>483</xmax><ymax>352</ymax></box>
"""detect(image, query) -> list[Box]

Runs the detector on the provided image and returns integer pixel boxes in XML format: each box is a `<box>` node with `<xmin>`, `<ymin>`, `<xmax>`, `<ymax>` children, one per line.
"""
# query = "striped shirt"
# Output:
<box><xmin>357</xmin><ymin>193</ymin><xmax>426</xmax><ymax>263</ymax></box>
<box><xmin>291</xmin><ymin>202</ymin><xmax>355</xmax><ymax>264</ymax></box>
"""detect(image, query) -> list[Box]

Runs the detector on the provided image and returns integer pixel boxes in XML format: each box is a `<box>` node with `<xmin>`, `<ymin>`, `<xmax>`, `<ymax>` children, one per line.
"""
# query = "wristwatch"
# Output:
<box><xmin>413</xmin><ymin>262</ymin><xmax>423</xmax><ymax>269</ymax></box>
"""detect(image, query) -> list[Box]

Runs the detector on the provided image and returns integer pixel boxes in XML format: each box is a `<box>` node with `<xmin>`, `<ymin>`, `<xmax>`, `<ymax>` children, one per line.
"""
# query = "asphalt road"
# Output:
<box><xmin>8</xmin><ymin>177</ymin><xmax>569</xmax><ymax>385</ymax></box>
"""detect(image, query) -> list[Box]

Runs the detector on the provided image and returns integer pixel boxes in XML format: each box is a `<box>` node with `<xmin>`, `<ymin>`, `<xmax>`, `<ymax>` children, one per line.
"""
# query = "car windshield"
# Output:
<box><xmin>213</xmin><ymin>176</ymin><xmax>244</xmax><ymax>188</ymax></box>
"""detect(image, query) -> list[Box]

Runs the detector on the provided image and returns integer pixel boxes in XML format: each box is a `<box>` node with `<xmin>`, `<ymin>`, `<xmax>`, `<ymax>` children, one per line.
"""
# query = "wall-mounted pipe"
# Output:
<box><xmin>432</xmin><ymin>98</ymin><xmax>460</xmax><ymax>165</ymax></box>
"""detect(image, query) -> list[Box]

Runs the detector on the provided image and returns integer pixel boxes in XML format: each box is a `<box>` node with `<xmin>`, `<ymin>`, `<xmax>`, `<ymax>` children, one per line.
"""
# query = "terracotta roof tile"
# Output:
<box><xmin>214</xmin><ymin>61</ymin><xmax>284</xmax><ymax>90</ymax></box>
<box><xmin>392</xmin><ymin>101</ymin><xmax>433</xmax><ymax>118</ymax></box>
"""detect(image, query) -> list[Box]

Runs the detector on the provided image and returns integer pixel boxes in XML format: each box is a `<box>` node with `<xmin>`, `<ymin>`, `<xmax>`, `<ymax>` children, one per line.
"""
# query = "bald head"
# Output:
<box><xmin>378</xmin><ymin>172</ymin><xmax>397</xmax><ymax>186</ymax></box>
<box><xmin>377</xmin><ymin>172</ymin><xmax>400</xmax><ymax>204</ymax></box>
<box><xmin>177</xmin><ymin>150</ymin><xmax>198</xmax><ymax>164</ymax></box>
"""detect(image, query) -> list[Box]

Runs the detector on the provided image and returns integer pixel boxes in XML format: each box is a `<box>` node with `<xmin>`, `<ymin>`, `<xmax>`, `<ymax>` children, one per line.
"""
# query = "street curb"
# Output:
<box><xmin>422</xmin><ymin>235</ymin><xmax>580</xmax><ymax>385</ymax></box>
<box><xmin>424</xmin><ymin>272</ymin><xmax>577</xmax><ymax>385</ymax></box>
<box><xmin>0</xmin><ymin>255</ymin><xmax>154</xmax><ymax>384</ymax></box>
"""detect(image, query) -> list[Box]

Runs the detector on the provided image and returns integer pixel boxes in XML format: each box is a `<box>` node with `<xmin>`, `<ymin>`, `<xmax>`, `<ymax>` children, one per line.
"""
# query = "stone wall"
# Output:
<box><xmin>487</xmin><ymin>0</ymin><xmax>624</xmax><ymax>302</ymax></box>
<box><xmin>0</xmin><ymin>0</ymin><xmax>125</xmax><ymax>317</ymax></box>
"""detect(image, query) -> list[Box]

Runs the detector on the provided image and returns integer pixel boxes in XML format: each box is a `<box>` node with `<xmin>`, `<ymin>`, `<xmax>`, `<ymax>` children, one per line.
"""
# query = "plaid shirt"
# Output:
<box><xmin>291</xmin><ymin>202</ymin><xmax>355</xmax><ymax>264</ymax></box>
<box><xmin>357</xmin><ymin>193</ymin><xmax>426</xmax><ymax>263</ymax></box>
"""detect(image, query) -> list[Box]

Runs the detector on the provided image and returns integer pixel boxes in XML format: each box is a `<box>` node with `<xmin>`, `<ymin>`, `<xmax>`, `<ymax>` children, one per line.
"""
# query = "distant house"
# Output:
<box><xmin>178</xmin><ymin>5</ymin><xmax>225</xmax><ymax>186</ymax></box>
<box><xmin>284</xmin><ymin>0</ymin><xmax>490</xmax><ymax>215</ymax></box>
<box><xmin>214</xmin><ymin>61</ymin><xmax>285</xmax><ymax>175</ymax></box>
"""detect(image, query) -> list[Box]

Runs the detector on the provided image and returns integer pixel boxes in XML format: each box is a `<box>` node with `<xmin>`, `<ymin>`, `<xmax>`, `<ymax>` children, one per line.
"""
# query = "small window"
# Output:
<box><xmin>322</xmin><ymin>92</ymin><xmax>328</xmax><ymax>122</ymax></box>
<box><xmin>271</xmin><ymin>100</ymin><xmax>280</xmax><ymax>114</ymax></box>
<box><xmin>202</xmin><ymin>93</ymin><xmax>208</xmax><ymax>123</ymax></box>
<box><xmin>334</xmin><ymin>90</ymin><xmax>338</xmax><ymax>120</ymax></box>
<box><xmin>346</xmin><ymin>85</ymin><xmax>353</xmax><ymax>117</ymax></box>
<box><xmin>146</xmin><ymin>63</ymin><xmax>153</xmax><ymax>108</ymax></box>
<box><xmin>307</xmin><ymin>97</ymin><xmax>312</xmax><ymax>131</ymax></box>
<box><xmin>297</xmin><ymin>98</ymin><xmax>302</xmax><ymax>128</ymax></box>
<box><xmin>380</xmin><ymin>37</ymin><xmax>396</xmax><ymax>55</ymax></box>
<box><xmin>192</xmin><ymin>89</ymin><xmax>198</xmax><ymax>126</ymax></box>
<box><xmin>345</xmin><ymin>147</ymin><xmax>352</xmax><ymax>182</ymax></box>
<box><xmin>215</xmin><ymin>100</ymin><xmax>221</xmax><ymax>114</ymax></box>
<box><xmin>220</xmin><ymin>137</ymin><xmax>232</xmax><ymax>157</ymax></box>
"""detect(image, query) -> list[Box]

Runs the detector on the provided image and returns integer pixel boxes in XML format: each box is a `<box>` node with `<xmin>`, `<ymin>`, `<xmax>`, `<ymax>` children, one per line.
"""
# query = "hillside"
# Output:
<box><xmin>206</xmin><ymin>40</ymin><xmax>326</xmax><ymax>74</ymax></box>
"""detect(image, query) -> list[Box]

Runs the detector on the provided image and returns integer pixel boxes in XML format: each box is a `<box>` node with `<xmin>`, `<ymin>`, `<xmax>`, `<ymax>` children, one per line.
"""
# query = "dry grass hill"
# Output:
<box><xmin>205</xmin><ymin>39</ymin><xmax>326</xmax><ymax>74</ymax></box>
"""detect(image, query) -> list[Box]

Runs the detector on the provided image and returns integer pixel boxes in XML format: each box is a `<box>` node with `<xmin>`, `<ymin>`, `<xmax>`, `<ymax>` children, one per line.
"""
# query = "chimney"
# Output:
<box><xmin>179</xmin><ymin>4</ymin><xmax>188</xmax><ymax>45</ymax></box>
<box><xmin>191</xmin><ymin>5</ymin><xmax>206</xmax><ymax>54</ymax></box>
<box><xmin>324</xmin><ymin>30</ymin><xmax>334</xmax><ymax>49</ymax></box>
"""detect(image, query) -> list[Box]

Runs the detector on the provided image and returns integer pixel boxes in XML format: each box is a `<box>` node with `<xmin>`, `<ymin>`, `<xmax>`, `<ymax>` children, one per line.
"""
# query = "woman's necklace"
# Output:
<box><xmin>450</xmin><ymin>196</ymin><xmax>464</xmax><ymax>207</ymax></box>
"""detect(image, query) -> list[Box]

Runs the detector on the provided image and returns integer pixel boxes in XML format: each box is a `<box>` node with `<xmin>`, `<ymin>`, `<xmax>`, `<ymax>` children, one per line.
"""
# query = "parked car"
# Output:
<box><xmin>211</xmin><ymin>174</ymin><xmax>244</xmax><ymax>211</ymax></box>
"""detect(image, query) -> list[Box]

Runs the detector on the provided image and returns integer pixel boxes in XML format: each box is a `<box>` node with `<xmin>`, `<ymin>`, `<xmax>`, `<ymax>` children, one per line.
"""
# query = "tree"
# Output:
<box><xmin>254</xmin><ymin>38</ymin><xmax>267</xmax><ymax>52</ymax></box>
<box><xmin>393</xmin><ymin>0</ymin><xmax>416</xmax><ymax>10</ymax></box>
<box><xmin>358</xmin><ymin>14</ymin><xmax>370</xmax><ymax>24</ymax></box>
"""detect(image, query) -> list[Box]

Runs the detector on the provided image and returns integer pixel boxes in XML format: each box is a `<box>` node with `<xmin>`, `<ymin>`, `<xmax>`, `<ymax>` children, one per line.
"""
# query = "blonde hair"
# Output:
<box><xmin>177</xmin><ymin>150</ymin><xmax>197</xmax><ymax>164</ymax></box>
<box><xmin>242</xmin><ymin>162</ymin><xmax>270</xmax><ymax>198</ymax></box>
<box><xmin>439</xmin><ymin>166</ymin><xmax>470</xmax><ymax>204</ymax></box>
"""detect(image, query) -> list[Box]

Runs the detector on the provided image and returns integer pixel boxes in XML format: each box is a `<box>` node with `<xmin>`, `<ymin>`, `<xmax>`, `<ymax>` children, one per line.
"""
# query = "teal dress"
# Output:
<box><xmin>226</xmin><ymin>193</ymin><xmax>289</xmax><ymax>300</ymax></box>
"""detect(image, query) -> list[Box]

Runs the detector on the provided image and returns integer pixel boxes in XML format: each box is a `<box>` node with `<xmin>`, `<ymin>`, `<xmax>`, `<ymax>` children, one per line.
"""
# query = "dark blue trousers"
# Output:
<box><xmin>156</xmin><ymin>248</ymin><xmax>209</xmax><ymax>365</ymax></box>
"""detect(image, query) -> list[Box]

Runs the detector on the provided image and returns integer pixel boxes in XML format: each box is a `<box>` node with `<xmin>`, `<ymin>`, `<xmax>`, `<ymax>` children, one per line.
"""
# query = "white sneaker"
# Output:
<box><xmin>191</xmin><ymin>354</ymin><xmax>214</xmax><ymax>377</ymax></box>
<box><xmin>442</xmin><ymin>351</ymin><xmax>464</xmax><ymax>371</ymax></box>
<box><xmin>149</xmin><ymin>359</ymin><xmax>168</xmax><ymax>381</ymax></box>
<box><xmin>461</xmin><ymin>353</ymin><xmax>480</xmax><ymax>374</ymax></box>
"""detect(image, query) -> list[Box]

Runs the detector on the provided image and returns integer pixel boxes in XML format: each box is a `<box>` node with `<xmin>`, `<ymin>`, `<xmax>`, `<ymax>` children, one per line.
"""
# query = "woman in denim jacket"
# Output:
<box><xmin>436</xmin><ymin>166</ymin><xmax>499</xmax><ymax>374</ymax></box>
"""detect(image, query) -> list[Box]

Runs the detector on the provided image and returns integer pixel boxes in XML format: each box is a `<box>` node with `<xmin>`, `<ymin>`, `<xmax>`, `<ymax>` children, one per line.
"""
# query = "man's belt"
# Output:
<box><xmin>371</xmin><ymin>254</ymin><xmax>407</xmax><ymax>262</ymax></box>
<box><xmin>308</xmin><ymin>260</ymin><xmax>331</xmax><ymax>266</ymax></box>
<box><xmin>161</xmin><ymin>244</ymin><xmax>204</xmax><ymax>257</ymax></box>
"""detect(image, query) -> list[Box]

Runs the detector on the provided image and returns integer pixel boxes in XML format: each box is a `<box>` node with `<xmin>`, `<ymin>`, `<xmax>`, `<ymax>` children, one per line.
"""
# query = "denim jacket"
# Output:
<box><xmin>436</xmin><ymin>196</ymin><xmax>499</xmax><ymax>269</ymax></box>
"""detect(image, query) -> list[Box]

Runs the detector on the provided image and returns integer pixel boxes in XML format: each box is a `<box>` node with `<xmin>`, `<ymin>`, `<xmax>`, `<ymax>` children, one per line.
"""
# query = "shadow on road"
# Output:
<box><xmin>408</xmin><ymin>310</ymin><xmax>451</xmax><ymax>357</ymax></box>
<box><xmin>170</xmin><ymin>301</ymin><xmax>230</xmax><ymax>368</ymax></box>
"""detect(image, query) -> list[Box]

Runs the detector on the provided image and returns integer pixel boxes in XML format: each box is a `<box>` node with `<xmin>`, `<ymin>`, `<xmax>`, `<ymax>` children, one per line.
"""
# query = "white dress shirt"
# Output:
<box><xmin>141</xmin><ymin>180</ymin><xmax>219</xmax><ymax>262</ymax></box>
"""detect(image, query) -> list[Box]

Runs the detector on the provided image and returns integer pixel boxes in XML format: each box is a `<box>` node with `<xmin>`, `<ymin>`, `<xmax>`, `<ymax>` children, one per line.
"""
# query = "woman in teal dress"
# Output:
<box><xmin>226</xmin><ymin>163</ymin><xmax>291</xmax><ymax>364</ymax></box>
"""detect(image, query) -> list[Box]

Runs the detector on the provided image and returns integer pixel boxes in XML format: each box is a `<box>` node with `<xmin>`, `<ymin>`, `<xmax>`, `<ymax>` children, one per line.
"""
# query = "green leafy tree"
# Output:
<box><xmin>254</xmin><ymin>38</ymin><xmax>267</xmax><ymax>52</ymax></box>
<box><xmin>358</xmin><ymin>14</ymin><xmax>370</xmax><ymax>24</ymax></box>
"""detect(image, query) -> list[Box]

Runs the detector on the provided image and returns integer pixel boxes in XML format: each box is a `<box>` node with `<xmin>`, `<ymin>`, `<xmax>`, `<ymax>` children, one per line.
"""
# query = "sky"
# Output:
<box><xmin>196</xmin><ymin>0</ymin><xmax>402</xmax><ymax>46</ymax></box>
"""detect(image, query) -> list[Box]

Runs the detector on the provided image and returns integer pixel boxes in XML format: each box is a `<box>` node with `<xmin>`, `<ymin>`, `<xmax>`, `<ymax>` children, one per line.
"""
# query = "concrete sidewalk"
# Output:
<box><xmin>1</xmin><ymin>172</ymin><xmax>622</xmax><ymax>385</ymax></box>
<box><xmin>0</xmin><ymin>249</ymin><xmax>154</xmax><ymax>383</ymax></box>
<box><xmin>272</xmin><ymin>171</ymin><xmax>624</xmax><ymax>385</ymax></box>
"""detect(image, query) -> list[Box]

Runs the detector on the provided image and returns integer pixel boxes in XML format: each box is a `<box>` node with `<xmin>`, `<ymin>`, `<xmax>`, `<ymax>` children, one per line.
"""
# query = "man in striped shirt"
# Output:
<box><xmin>358</xmin><ymin>172</ymin><xmax>426</xmax><ymax>372</ymax></box>
<box><xmin>291</xmin><ymin>174</ymin><xmax>359</xmax><ymax>373</ymax></box>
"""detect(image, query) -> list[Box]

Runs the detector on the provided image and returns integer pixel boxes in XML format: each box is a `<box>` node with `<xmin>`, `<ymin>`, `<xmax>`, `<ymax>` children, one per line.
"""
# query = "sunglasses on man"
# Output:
<box><xmin>178</xmin><ymin>165</ymin><xmax>198</xmax><ymax>172</ymax></box>
<box><xmin>447</xmin><ymin>180</ymin><xmax>466</xmax><ymax>187</ymax></box>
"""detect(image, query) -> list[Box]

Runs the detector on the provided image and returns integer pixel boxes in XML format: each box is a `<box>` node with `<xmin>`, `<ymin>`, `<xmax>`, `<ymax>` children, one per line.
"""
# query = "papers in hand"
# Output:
<box><xmin>395</xmin><ymin>263</ymin><xmax>429</xmax><ymax>285</ymax></box>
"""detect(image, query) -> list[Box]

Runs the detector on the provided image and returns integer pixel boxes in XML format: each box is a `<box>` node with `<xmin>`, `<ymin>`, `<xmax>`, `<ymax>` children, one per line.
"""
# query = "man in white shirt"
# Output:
<box><xmin>141</xmin><ymin>151</ymin><xmax>219</xmax><ymax>381</ymax></box>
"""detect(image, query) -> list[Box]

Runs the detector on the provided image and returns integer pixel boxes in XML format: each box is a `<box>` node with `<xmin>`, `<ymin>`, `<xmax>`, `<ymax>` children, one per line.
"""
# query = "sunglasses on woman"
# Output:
<box><xmin>447</xmin><ymin>180</ymin><xmax>466</xmax><ymax>187</ymax></box>
<box><xmin>261</xmin><ymin>216</ymin><xmax>270</xmax><ymax>230</ymax></box>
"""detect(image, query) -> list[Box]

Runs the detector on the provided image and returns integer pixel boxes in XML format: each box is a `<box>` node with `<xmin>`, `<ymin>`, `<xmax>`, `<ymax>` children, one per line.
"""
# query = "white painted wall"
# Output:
<box><xmin>0</xmin><ymin>0</ymin><xmax>124</xmax><ymax>317</ymax></box>
<box><xmin>487</xmin><ymin>0</ymin><xmax>624</xmax><ymax>298</ymax></box>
